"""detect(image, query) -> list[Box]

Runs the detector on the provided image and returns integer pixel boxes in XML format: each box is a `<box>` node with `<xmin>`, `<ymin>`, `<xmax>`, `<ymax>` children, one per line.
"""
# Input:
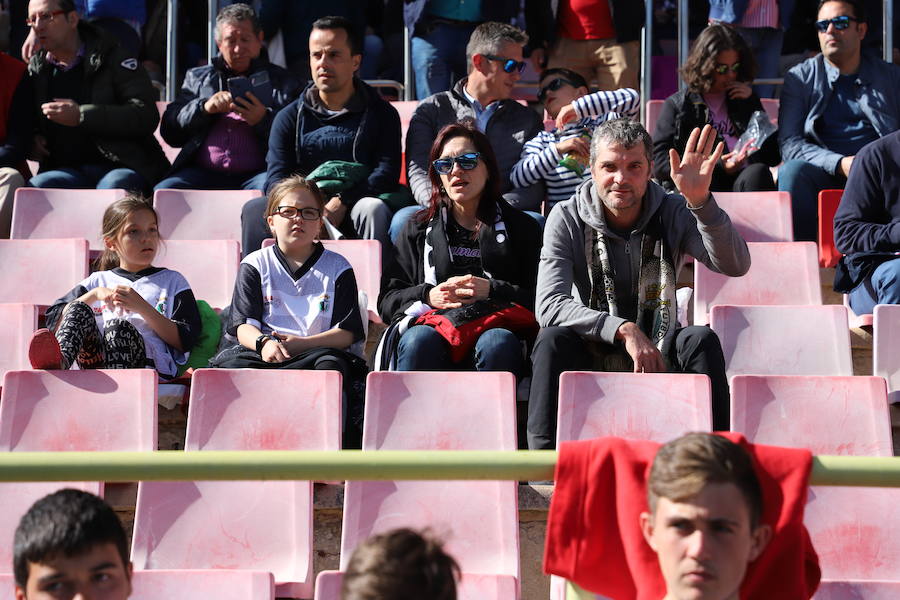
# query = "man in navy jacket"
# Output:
<box><xmin>240</xmin><ymin>15</ymin><xmax>401</xmax><ymax>261</ymax></box>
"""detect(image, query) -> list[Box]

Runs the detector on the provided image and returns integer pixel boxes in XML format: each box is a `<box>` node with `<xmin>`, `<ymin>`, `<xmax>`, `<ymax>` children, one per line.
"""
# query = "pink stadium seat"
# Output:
<box><xmin>709</xmin><ymin>305</ymin><xmax>853</xmax><ymax>377</ymax></box>
<box><xmin>818</xmin><ymin>189</ymin><xmax>843</xmax><ymax>268</ymax></box>
<box><xmin>131</xmin><ymin>570</ymin><xmax>275</xmax><ymax>600</ymax></box>
<box><xmin>712</xmin><ymin>191</ymin><xmax>793</xmax><ymax>242</ymax></box>
<box><xmin>10</xmin><ymin>188</ymin><xmax>125</xmax><ymax>251</ymax></box>
<box><xmin>154</xmin><ymin>239</ymin><xmax>239</xmax><ymax>311</ymax></box>
<box><xmin>341</xmin><ymin>372</ymin><xmax>519</xmax><ymax>597</ymax></box>
<box><xmin>814</xmin><ymin>581</ymin><xmax>900</xmax><ymax>599</ymax></box>
<box><xmin>0</xmin><ymin>239</ymin><xmax>89</xmax><ymax>305</ymax></box>
<box><xmin>556</xmin><ymin>372</ymin><xmax>711</xmax><ymax>444</ymax></box>
<box><xmin>0</xmin><ymin>304</ymin><xmax>37</xmax><ymax>385</ymax></box>
<box><xmin>693</xmin><ymin>242</ymin><xmax>821</xmax><ymax>325</ymax></box>
<box><xmin>873</xmin><ymin>304</ymin><xmax>900</xmax><ymax>404</ymax></box>
<box><xmin>0</xmin><ymin>483</ymin><xmax>103</xmax><ymax>579</ymax></box>
<box><xmin>153</xmin><ymin>189</ymin><xmax>261</xmax><ymax>243</ymax></box>
<box><xmin>184</xmin><ymin>369</ymin><xmax>342</xmax><ymax>451</ymax></box>
<box><xmin>760</xmin><ymin>98</ymin><xmax>779</xmax><ymax>123</ymax></box>
<box><xmin>392</xmin><ymin>100</ymin><xmax>418</xmax><ymax>151</ymax></box>
<box><xmin>730</xmin><ymin>375</ymin><xmax>891</xmax><ymax>456</ymax></box>
<box><xmin>0</xmin><ymin>369</ymin><xmax>157</xmax><ymax>452</ymax></box>
<box><xmin>322</xmin><ymin>239</ymin><xmax>381</xmax><ymax>323</ymax></box>
<box><xmin>154</xmin><ymin>101</ymin><xmax>180</xmax><ymax>163</ymax></box>
<box><xmin>645</xmin><ymin>99</ymin><xmax>664</xmax><ymax>135</ymax></box>
<box><xmin>314</xmin><ymin>570</ymin><xmax>518</xmax><ymax>600</ymax></box>
<box><xmin>132</xmin><ymin>369</ymin><xmax>342</xmax><ymax>598</ymax></box>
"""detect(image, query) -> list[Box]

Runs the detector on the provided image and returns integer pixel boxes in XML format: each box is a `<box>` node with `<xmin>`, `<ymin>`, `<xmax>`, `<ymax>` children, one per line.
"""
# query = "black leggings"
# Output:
<box><xmin>54</xmin><ymin>301</ymin><xmax>148</xmax><ymax>370</ymax></box>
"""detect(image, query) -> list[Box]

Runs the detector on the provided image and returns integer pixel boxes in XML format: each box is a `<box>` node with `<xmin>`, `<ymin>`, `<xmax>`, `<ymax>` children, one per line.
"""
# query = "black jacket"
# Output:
<box><xmin>160</xmin><ymin>55</ymin><xmax>301</xmax><ymax>173</ymax></box>
<box><xmin>652</xmin><ymin>88</ymin><xmax>781</xmax><ymax>192</ymax></box>
<box><xmin>29</xmin><ymin>21</ymin><xmax>169</xmax><ymax>185</ymax></box>
<box><xmin>378</xmin><ymin>198</ymin><xmax>542</xmax><ymax>322</ymax></box>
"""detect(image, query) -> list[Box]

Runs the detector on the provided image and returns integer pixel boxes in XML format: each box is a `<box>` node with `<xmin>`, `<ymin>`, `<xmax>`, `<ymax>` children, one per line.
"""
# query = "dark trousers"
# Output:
<box><xmin>711</xmin><ymin>162</ymin><xmax>776</xmax><ymax>193</ymax></box>
<box><xmin>527</xmin><ymin>325</ymin><xmax>730</xmax><ymax>449</ymax></box>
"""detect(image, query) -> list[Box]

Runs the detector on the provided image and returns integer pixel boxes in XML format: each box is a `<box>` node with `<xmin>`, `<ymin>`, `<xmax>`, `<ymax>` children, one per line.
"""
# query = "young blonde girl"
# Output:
<box><xmin>29</xmin><ymin>195</ymin><xmax>201</xmax><ymax>378</ymax></box>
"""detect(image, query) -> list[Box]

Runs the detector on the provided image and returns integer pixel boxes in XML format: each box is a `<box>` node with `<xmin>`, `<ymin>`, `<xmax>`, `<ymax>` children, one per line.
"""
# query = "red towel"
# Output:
<box><xmin>543</xmin><ymin>434</ymin><xmax>820</xmax><ymax>599</ymax></box>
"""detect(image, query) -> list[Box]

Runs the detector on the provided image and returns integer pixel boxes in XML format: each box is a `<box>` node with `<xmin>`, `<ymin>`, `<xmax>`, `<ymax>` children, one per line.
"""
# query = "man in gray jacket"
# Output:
<box><xmin>527</xmin><ymin>119</ymin><xmax>750</xmax><ymax>450</ymax></box>
<box><xmin>390</xmin><ymin>21</ymin><xmax>544</xmax><ymax>240</ymax></box>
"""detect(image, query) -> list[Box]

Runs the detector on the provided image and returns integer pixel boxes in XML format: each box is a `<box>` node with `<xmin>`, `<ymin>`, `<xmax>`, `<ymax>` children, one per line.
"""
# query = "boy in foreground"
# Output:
<box><xmin>14</xmin><ymin>489</ymin><xmax>132</xmax><ymax>600</ymax></box>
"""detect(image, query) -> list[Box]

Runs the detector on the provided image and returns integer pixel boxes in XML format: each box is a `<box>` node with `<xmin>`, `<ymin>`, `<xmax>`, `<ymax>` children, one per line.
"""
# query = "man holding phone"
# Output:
<box><xmin>156</xmin><ymin>3</ymin><xmax>300</xmax><ymax>191</ymax></box>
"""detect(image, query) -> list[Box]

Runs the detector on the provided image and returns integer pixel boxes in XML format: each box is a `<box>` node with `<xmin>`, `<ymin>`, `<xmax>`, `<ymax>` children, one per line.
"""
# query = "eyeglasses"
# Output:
<box><xmin>272</xmin><ymin>206</ymin><xmax>322</xmax><ymax>220</ymax></box>
<box><xmin>815</xmin><ymin>15</ymin><xmax>859</xmax><ymax>32</ymax></box>
<box><xmin>537</xmin><ymin>78</ymin><xmax>580</xmax><ymax>102</ymax></box>
<box><xmin>25</xmin><ymin>10</ymin><xmax>67</xmax><ymax>27</ymax></box>
<box><xmin>432</xmin><ymin>152</ymin><xmax>482</xmax><ymax>174</ymax></box>
<box><xmin>713</xmin><ymin>62</ymin><xmax>741</xmax><ymax>74</ymax></box>
<box><xmin>482</xmin><ymin>54</ymin><xmax>527</xmax><ymax>74</ymax></box>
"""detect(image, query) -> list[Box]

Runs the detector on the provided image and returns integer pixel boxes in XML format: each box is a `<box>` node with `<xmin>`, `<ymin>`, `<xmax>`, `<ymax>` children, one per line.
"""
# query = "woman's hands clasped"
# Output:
<box><xmin>427</xmin><ymin>274</ymin><xmax>491</xmax><ymax>309</ymax></box>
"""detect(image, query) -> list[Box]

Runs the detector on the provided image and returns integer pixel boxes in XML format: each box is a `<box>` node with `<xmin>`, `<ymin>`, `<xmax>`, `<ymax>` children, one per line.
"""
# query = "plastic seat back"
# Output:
<box><xmin>710</xmin><ymin>305</ymin><xmax>853</xmax><ymax>377</ymax></box>
<box><xmin>185</xmin><ymin>369</ymin><xmax>341</xmax><ymax>451</ymax></box>
<box><xmin>0</xmin><ymin>304</ymin><xmax>38</xmax><ymax>384</ymax></box>
<box><xmin>712</xmin><ymin>191</ymin><xmax>793</xmax><ymax>242</ymax></box>
<box><xmin>154</xmin><ymin>101</ymin><xmax>181</xmax><ymax>163</ymax></box>
<box><xmin>392</xmin><ymin>100</ymin><xmax>418</xmax><ymax>151</ymax></box>
<box><xmin>645</xmin><ymin>100</ymin><xmax>664</xmax><ymax>133</ymax></box>
<box><xmin>818</xmin><ymin>189</ymin><xmax>843</xmax><ymax>268</ymax></box>
<box><xmin>814</xmin><ymin>581</ymin><xmax>900</xmax><ymax>599</ymax></box>
<box><xmin>153</xmin><ymin>189</ymin><xmax>261</xmax><ymax>242</ymax></box>
<box><xmin>873</xmin><ymin>304</ymin><xmax>900</xmax><ymax>404</ymax></box>
<box><xmin>322</xmin><ymin>239</ymin><xmax>381</xmax><ymax>322</ymax></box>
<box><xmin>11</xmin><ymin>188</ymin><xmax>124</xmax><ymax>251</ymax></box>
<box><xmin>131</xmin><ymin>570</ymin><xmax>275</xmax><ymax>600</ymax></box>
<box><xmin>760</xmin><ymin>98</ymin><xmax>779</xmax><ymax>123</ymax></box>
<box><xmin>0</xmin><ymin>239</ymin><xmax>89</xmax><ymax>305</ymax></box>
<box><xmin>342</xmin><ymin>372</ymin><xmax>519</xmax><ymax>588</ymax></box>
<box><xmin>731</xmin><ymin>375</ymin><xmax>892</xmax><ymax>456</ymax></box>
<box><xmin>557</xmin><ymin>372</ymin><xmax>711</xmax><ymax>444</ymax></box>
<box><xmin>0</xmin><ymin>369</ymin><xmax>157</xmax><ymax>451</ymax></box>
<box><xmin>0</xmin><ymin>482</ymin><xmax>103</xmax><ymax>577</ymax></box>
<box><xmin>314</xmin><ymin>570</ymin><xmax>517</xmax><ymax>600</ymax></box>
<box><xmin>694</xmin><ymin>242</ymin><xmax>821</xmax><ymax>325</ymax></box>
<box><xmin>154</xmin><ymin>239</ymin><xmax>240</xmax><ymax>311</ymax></box>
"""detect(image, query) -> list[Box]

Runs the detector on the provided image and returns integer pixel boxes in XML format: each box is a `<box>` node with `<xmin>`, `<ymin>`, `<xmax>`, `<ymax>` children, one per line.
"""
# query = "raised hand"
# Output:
<box><xmin>668</xmin><ymin>124</ymin><xmax>724</xmax><ymax>207</ymax></box>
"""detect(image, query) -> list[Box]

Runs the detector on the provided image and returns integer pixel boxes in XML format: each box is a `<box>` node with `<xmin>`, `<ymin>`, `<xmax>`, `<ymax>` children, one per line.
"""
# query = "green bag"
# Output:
<box><xmin>177</xmin><ymin>300</ymin><xmax>222</xmax><ymax>375</ymax></box>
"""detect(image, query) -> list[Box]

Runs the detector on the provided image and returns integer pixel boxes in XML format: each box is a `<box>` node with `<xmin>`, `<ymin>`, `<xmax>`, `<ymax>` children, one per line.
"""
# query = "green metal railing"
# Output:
<box><xmin>0</xmin><ymin>451</ymin><xmax>898</xmax><ymax>486</ymax></box>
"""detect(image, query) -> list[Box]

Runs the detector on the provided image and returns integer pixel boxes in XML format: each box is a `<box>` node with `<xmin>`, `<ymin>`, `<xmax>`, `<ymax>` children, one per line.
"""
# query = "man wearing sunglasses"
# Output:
<box><xmin>511</xmin><ymin>68</ymin><xmax>639</xmax><ymax>213</ymax></box>
<box><xmin>778</xmin><ymin>0</ymin><xmax>900</xmax><ymax>241</ymax></box>
<box><xmin>399</xmin><ymin>21</ymin><xmax>544</xmax><ymax>240</ymax></box>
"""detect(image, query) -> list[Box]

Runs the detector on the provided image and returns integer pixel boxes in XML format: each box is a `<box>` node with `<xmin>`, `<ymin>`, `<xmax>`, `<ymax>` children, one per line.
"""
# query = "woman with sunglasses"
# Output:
<box><xmin>652</xmin><ymin>24</ymin><xmax>780</xmax><ymax>193</ymax></box>
<box><xmin>378</xmin><ymin>121</ymin><xmax>542</xmax><ymax>375</ymax></box>
<box><xmin>210</xmin><ymin>175</ymin><xmax>368</xmax><ymax>439</ymax></box>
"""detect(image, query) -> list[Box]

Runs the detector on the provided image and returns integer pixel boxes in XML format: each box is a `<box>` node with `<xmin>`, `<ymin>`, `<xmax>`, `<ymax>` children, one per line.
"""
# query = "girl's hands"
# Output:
<box><xmin>110</xmin><ymin>285</ymin><xmax>153</xmax><ymax>314</ymax></box>
<box><xmin>261</xmin><ymin>332</ymin><xmax>291</xmax><ymax>363</ymax></box>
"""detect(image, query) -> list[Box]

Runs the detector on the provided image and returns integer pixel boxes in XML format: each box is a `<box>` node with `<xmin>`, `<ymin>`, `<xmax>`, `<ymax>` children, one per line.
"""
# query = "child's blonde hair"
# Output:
<box><xmin>97</xmin><ymin>194</ymin><xmax>160</xmax><ymax>271</ymax></box>
<box><xmin>265</xmin><ymin>175</ymin><xmax>326</xmax><ymax>217</ymax></box>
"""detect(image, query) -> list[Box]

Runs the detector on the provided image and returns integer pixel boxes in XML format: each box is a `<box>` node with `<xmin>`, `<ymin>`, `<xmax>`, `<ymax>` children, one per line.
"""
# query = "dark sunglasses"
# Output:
<box><xmin>482</xmin><ymin>54</ymin><xmax>527</xmax><ymax>74</ymax></box>
<box><xmin>432</xmin><ymin>152</ymin><xmax>481</xmax><ymax>175</ymax></box>
<box><xmin>815</xmin><ymin>15</ymin><xmax>859</xmax><ymax>32</ymax></box>
<box><xmin>537</xmin><ymin>78</ymin><xmax>580</xmax><ymax>102</ymax></box>
<box><xmin>272</xmin><ymin>206</ymin><xmax>322</xmax><ymax>220</ymax></box>
<box><xmin>714</xmin><ymin>62</ymin><xmax>741</xmax><ymax>74</ymax></box>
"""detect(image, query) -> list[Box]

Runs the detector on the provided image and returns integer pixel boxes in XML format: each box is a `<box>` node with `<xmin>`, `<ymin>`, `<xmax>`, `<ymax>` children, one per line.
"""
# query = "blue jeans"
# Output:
<box><xmin>395</xmin><ymin>325</ymin><xmax>524</xmax><ymax>376</ymax></box>
<box><xmin>389</xmin><ymin>205</ymin><xmax>546</xmax><ymax>244</ymax></box>
<box><xmin>777</xmin><ymin>159</ymin><xmax>845</xmax><ymax>242</ymax></box>
<box><xmin>848</xmin><ymin>258</ymin><xmax>900</xmax><ymax>315</ymax></box>
<box><xmin>411</xmin><ymin>22</ymin><xmax>475</xmax><ymax>99</ymax></box>
<box><xmin>155</xmin><ymin>166</ymin><xmax>267</xmax><ymax>192</ymax></box>
<box><xmin>736</xmin><ymin>27</ymin><xmax>783</xmax><ymax>99</ymax></box>
<box><xmin>29</xmin><ymin>164</ymin><xmax>149</xmax><ymax>194</ymax></box>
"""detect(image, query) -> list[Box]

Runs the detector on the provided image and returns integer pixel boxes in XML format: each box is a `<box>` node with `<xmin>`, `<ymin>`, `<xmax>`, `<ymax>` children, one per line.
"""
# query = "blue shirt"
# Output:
<box><xmin>426</xmin><ymin>0</ymin><xmax>482</xmax><ymax>22</ymax></box>
<box><xmin>462</xmin><ymin>86</ymin><xmax>499</xmax><ymax>133</ymax></box>
<box><xmin>816</xmin><ymin>74</ymin><xmax>879</xmax><ymax>157</ymax></box>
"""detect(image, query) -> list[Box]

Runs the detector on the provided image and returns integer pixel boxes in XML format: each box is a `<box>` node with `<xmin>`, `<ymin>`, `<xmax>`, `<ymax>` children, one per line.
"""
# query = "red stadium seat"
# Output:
<box><xmin>818</xmin><ymin>189</ymin><xmax>843</xmax><ymax>268</ymax></box>
<box><xmin>11</xmin><ymin>188</ymin><xmax>125</xmax><ymax>252</ymax></box>
<box><xmin>712</xmin><ymin>191</ymin><xmax>793</xmax><ymax>243</ymax></box>
<box><xmin>154</xmin><ymin>239</ymin><xmax>240</xmax><ymax>311</ymax></box>
<box><xmin>0</xmin><ymin>239</ymin><xmax>89</xmax><ymax>305</ymax></box>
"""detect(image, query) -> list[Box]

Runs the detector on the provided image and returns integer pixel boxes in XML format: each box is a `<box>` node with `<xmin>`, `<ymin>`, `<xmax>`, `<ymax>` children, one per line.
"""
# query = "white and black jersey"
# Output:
<box><xmin>228</xmin><ymin>242</ymin><xmax>365</xmax><ymax>343</ymax></box>
<box><xmin>46</xmin><ymin>267</ymin><xmax>201</xmax><ymax>378</ymax></box>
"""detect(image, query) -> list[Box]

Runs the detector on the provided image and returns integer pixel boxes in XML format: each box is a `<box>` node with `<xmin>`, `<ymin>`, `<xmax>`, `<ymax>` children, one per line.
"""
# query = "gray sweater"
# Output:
<box><xmin>537</xmin><ymin>179</ymin><xmax>750</xmax><ymax>344</ymax></box>
<box><xmin>405</xmin><ymin>78</ymin><xmax>545</xmax><ymax>211</ymax></box>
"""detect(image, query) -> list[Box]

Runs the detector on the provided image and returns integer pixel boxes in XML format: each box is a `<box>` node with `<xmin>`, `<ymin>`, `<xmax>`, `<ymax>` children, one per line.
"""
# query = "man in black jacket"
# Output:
<box><xmin>156</xmin><ymin>3</ymin><xmax>300</xmax><ymax>192</ymax></box>
<box><xmin>240</xmin><ymin>16</ymin><xmax>401</xmax><ymax>261</ymax></box>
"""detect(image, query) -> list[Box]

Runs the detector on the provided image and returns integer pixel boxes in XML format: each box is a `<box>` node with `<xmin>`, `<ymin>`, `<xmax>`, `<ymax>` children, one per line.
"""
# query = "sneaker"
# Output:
<box><xmin>28</xmin><ymin>329</ymin><xmax>64</xmax><ymax>370</ymax></box>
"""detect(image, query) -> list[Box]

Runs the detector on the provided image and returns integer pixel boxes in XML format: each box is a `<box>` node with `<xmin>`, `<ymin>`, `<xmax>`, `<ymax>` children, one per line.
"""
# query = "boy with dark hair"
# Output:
<box><xmin>341</xmin><ymin>528</ymin><xmax>459</xmax><ymax>600</ymax></box>
<box><xmin>14</xmin><ymin>488</ymin><xmax>132</xmax><ymax>600</ymax></box>
<box><xmin>640</xmin><ymin>433</ymin><xmax>772</xmax><ymax>600</ymax></box>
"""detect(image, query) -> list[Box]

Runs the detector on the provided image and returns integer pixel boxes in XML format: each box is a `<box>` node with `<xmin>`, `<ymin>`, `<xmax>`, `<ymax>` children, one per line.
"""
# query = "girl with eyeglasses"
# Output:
<box><xmin>210</xmin><ymin>175</ymin><xmax>368</xmax><ymax>441</ymax></box>
<box><xmin>377</xmin><ymin>121</ymin><xmax>542</xmax><ymax>375</ymax></box>
<box><xmin>652</xmin><ymin>24</ymin><xmax>780</xmax><ymax>194</ymax></box>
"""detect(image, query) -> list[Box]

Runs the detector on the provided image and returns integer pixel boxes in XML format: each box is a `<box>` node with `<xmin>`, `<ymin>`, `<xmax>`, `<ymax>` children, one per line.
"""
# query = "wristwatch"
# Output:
<box><xmin>255</xmin><ymin>334</ymin><xmax>273</xmax><ymax>354</ymax></box>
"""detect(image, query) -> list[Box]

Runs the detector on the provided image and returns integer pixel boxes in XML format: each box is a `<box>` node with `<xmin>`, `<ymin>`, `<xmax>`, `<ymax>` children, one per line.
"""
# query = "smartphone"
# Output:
<box><xmin>227</xmin><ymin>76</ymin><xmax>252</xmax><ymax>102</ymax></box>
